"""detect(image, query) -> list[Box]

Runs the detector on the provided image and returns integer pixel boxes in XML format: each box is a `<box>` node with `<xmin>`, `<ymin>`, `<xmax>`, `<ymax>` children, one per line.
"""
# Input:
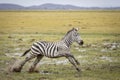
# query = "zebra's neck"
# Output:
<box><xmin>61</xmin><ymin>35</ymin><xmax>73</xmax><ymax>47</ymax></box>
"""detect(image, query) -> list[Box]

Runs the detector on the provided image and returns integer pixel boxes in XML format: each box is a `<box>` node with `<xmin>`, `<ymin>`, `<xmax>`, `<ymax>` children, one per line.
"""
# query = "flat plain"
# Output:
<box><xmin>0</xmin><ymin>11</ymin><xmax>120</xmax><ymax>80</ymax></box>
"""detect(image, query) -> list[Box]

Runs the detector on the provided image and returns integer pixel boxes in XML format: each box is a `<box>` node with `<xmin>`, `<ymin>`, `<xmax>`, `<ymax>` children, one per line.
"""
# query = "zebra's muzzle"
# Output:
<box><xmin>79</xmin><ymin>40</ymin><xmax>84</xmax><ymax>45</ymax></box>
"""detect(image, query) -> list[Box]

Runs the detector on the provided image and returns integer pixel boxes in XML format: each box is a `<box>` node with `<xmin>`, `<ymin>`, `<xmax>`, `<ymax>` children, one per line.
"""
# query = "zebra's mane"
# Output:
<box><xmin>61</xmin><ymin>28</ymin><xmax>74</xmax><ymax>40</ymax></box>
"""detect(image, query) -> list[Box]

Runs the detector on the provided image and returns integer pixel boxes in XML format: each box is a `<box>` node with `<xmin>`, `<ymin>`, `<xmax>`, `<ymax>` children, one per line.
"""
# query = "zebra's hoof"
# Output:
<box><xmin>76</xmin><ymin>68</ymin><xmax>81</xmax><ymax>72</ymax></box>
<box><xmin>10</xmin><ymin>67</ymin><xmax>21</xmax><ymax>72</ymax></box>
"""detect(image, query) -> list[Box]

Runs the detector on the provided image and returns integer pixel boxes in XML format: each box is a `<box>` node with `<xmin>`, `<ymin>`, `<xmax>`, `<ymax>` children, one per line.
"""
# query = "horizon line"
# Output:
<box><xmin>0</xmin><ymin>3</ymin><xmax>120</xmax><ymax>8</ymax></box>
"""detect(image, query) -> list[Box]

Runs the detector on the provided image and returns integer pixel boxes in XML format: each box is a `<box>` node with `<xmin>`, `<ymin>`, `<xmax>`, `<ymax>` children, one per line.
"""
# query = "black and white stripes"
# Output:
<box><xmin>30</xmin><ymin>41</ymin><xmax>58</xmax><ymax>58</ymax></box>
<box><xmin>30</xmin><ymin>28</ymin><xmax>84</xmax><ymax>58</ymax></box>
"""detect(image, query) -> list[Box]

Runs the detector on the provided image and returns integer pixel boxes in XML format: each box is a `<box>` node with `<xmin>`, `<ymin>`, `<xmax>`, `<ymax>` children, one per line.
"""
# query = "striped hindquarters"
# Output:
<box><xmin>31</xmin><ymin>41</ymin><xmax>58</xmax><ymax>57</ymax></box>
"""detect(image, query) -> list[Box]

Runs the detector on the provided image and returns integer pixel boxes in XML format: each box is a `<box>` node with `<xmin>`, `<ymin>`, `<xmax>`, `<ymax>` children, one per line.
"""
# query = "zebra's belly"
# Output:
<box><xmin>44</xmin><ymin>50</ymin><xmax>70</xmax><ymax>58</ymax></box>
<box><xmin>44</xmin><ymin>49</ymin><xmax>58</xmax><ymax>58</ymax></box>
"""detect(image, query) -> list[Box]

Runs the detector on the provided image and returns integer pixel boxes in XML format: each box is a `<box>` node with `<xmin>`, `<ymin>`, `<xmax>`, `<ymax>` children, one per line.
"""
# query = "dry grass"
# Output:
<box><xmin>0</xmin><ymin>11</ymin><xmax>120</xmax><ymax>34</ymax></box>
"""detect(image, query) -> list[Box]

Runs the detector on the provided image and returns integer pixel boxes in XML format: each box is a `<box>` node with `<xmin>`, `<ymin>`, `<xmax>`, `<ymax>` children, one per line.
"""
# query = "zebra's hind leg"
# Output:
<box><xmin>28</xmin><ymin>55</ymin><xmax>43</xmax><ymax>73</ymax></box>
<box><xmin>10</xmin><ymin>54</ymin><xmax>36</xmax><ymax>72</ymax></box>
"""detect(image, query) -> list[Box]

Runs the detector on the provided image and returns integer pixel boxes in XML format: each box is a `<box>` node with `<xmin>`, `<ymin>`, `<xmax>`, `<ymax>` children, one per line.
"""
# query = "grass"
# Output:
<box><xmin>0</xmin><ymin>11</ymin><xmax>120</xmax><ymax>80</ymax></box>
<box><xmin>0</xmin><ymin>11</ymin><xmax>120</xmax><ymax>34</ymax></box>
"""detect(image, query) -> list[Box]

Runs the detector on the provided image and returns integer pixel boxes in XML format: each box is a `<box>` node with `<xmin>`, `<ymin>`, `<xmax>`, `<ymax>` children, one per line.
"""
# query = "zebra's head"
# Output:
<box><xmin>71</xmin><ymin>28</ymin><xmax>84</xmax><ymax>45</ymax></box>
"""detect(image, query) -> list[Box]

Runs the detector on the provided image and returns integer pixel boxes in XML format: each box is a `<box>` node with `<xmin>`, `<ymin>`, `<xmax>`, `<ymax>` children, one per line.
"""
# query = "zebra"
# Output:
<box><xmin>10</xmin><ymin>28</ymin><xmax>84</xmax><ymax>73</ymax></box>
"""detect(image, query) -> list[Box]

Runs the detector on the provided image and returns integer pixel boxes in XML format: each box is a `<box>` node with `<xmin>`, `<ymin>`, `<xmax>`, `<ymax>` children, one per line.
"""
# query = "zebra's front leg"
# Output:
<box><xmin>28</xmin><ymin>55</ymin><xmax>43</xmax><ymax>73</ymax></box>
<box><xmin>54</xmin><ymin>53</ymin><xmax>81</xmax><ymax>72</ymax></box>
<box><xmin>70</xmin><ymin>55</ymin><xmax>80</xmax><ymax>65</ymax></box>
<box><xmin>66</xmin><ymin>56</ymin><xmax>81</xmax><ymax>72</ymax></box>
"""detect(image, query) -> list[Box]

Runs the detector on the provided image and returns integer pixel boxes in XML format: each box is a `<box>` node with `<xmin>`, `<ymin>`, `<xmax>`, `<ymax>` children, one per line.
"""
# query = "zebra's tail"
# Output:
<box><xmin>21</xmin><ymin>49</ymin><xmax>31</xmax><ymax>57</ymax></box>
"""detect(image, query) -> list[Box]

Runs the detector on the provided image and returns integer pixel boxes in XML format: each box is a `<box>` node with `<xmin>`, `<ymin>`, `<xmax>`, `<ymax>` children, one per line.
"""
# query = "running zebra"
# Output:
<box><xmin>11</xmin><ymin>28</ymin><xmax>84</xmax><ymax>72</ymax></box>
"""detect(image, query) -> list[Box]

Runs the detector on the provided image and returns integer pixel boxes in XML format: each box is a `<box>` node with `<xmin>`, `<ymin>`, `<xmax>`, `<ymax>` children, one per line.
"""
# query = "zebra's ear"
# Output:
<box><xmin>73</xmin><ymin>27</ymin><xmax>79</xmax><ymax>31</ymax></box>
<box><xmin>75</xmin><ymin>28</ymin><xmax>79</xmax><ymax>31</ymax></box>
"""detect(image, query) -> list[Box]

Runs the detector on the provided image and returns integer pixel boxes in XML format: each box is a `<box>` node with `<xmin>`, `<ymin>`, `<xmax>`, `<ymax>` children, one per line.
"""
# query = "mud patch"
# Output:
<box><xmin>100</xmin><ymin>56</ymin><xmax>113</xmax><ymax>62</ymax></box>
<box><xmin>39</xmin><ymin>59</ymin><xmax>69</xmax><ymax>65</ymax></box>
<box><xmin>5</xmin><ymin>53</ymin><xmax>22</xmax><ymax>58</ymax></box>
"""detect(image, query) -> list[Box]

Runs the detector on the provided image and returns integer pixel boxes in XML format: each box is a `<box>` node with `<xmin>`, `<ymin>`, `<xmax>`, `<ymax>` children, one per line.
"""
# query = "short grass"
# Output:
<box><xmin>0</xmin><ymin>11</ymin><xmax>120</xmax><ymax>34</ymax></box>
<box><xmin>0</xmin><ymin>11</ymin><xmax>120</xmax><ymax>80</ymax></box>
